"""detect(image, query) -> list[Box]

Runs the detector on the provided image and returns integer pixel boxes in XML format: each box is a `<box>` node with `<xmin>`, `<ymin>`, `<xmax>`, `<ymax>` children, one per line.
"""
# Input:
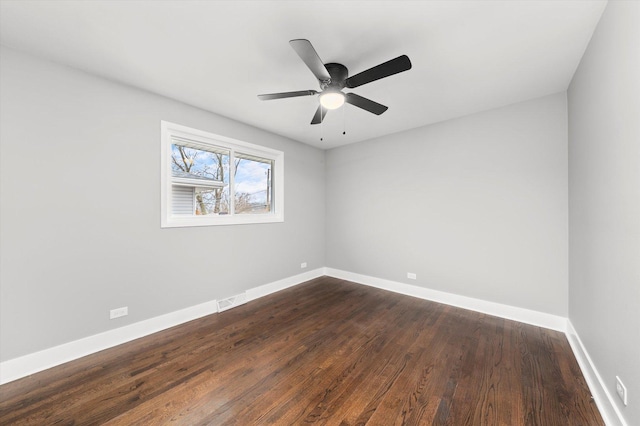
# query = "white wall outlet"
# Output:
<box><xmin>109</xmin><ymin>306</ymin><xmax>128</xmax><ymax>319</ymax></box>
<box><xmin>407</xmin><ymin>272</ymin><xmax>417</xmax><ymax>280</ymax></box>
<box><xmin>616</xmin><ymin>376</ymin><xmax>628</xmax><ymax>405</ymax></box>
<box><xmin>301</xmin><ymin>262</ymin><xmax>307</xmax><ymax>269</ymax></box>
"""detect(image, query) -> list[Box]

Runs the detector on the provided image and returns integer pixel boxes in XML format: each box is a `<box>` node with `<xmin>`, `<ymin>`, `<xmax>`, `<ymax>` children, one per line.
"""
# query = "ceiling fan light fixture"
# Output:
<box><xmin>319</xmin><ymin>91</ymin><xmax>345</xmax><ymax>110</ymax></box>
<box><xmin>258</xmin><ymin>39</ymin><xmax>411</xmax><ymax>126</ymax></box>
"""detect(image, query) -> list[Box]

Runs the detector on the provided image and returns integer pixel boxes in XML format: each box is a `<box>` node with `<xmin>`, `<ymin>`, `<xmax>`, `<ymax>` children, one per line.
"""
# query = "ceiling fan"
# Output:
<box><xmin>258</xmin><ymin>39</ymin><xmax>412</xmax><ymax>125</ymax></box>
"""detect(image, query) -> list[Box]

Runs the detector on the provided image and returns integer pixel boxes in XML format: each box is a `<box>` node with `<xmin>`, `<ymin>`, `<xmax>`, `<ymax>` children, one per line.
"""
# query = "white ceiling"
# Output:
<box><xmin>0</xmin><ymin>0</ymin><xmax>606</xmax><ymax>149</ymax></box>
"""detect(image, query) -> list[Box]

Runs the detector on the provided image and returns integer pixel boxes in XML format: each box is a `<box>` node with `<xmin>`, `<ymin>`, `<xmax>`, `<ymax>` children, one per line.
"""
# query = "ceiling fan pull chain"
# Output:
<box><xmin>343</xmin><ymin>104</ymin><xmax>346</xmax><ymax>135</ymax></box>
<box><xmin>320</xmin><ymin>105</ymin><xmax>324</xmax><ymax>141</ymax></box>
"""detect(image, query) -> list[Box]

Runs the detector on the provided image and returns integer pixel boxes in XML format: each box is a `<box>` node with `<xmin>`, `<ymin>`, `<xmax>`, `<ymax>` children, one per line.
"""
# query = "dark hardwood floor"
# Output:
<box><xmin>0</xmin><ymin>277</ymin><xmax>603</xmax><ymax>425</ymax></box>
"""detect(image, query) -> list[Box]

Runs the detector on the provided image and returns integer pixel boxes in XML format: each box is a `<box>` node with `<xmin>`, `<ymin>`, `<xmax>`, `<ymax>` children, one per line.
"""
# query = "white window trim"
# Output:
<box><xmin>161</xmin><ymin>121</ymin><xmax>284</xmax><ymax>227</ymax></box>
<box><xmin>172</xmin><ymin>178</ymin><xmax>225</xmax><ymax>189</ymax></box>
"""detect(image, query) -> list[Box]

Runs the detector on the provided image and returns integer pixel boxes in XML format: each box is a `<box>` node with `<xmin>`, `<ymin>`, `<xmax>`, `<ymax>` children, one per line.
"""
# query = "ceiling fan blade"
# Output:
<box><xmin>345</xmin><ymin>55</ymin><xmax>412</xmax><ymax>89</ymax></box>
<box><xmin>290</xmin><ymin>39</ymin><xmax>331</xmax><ymax>82</ymax></box>
<box><xmin>345</xmin><ymin>93</ymin><xmax>388</xmax><ymax>115</ymax></box>
<box><xmin>258</xmin><ymin>90</ymin><xmax>318</xmax><ymax>100</ymax></box>
<box><xmin>310</xmin><ymin>105</ymin><xmax>328</xmax><ymax>125</ymax></box>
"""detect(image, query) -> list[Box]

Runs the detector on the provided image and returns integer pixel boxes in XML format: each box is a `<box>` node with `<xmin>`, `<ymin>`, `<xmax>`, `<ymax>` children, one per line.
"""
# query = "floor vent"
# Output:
<box><xmin>217</xmin><ymin>293</ymin><xmax>247</xmax><ymax>313</ymax></box>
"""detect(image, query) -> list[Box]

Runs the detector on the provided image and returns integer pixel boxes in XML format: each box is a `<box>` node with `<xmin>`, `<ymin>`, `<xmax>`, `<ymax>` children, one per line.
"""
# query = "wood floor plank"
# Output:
<box><xmin>220</xmin><ymin>299</ymin><xmax>395</xmax><ymax>424</ymax></box>
<box><xmin>0</xmin><ymin>277</ymin><xmax>604</xmax><ymax>425</ymax></box>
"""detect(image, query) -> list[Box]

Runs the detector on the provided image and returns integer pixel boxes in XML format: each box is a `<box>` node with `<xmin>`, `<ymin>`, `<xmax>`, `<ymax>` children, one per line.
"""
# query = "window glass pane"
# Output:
<box><xmin>195</xmin><ymin>187</ymin><xmax>230</xmax><ymax>216</ymax></box>
<box><xmin>234</xmin><ymin>155</ymin><xmax>272</xmax><ymax>215</ymax></box>
<box><xmin>171</xmin><ymin>144</ymin><xmax>228</xmax><ymax>183</ymax></box>
<box><xmin>172</xmin><ymin>144</ymin><xmax>230</xmax><ymax>215</ymax></box>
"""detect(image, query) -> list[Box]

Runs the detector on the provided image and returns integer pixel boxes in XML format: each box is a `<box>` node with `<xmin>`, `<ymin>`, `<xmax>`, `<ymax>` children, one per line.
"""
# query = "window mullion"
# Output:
<box><xmin>229</xmin><ymin>149</ymin><xmax>236</xmax><ymax>216</ymax></box>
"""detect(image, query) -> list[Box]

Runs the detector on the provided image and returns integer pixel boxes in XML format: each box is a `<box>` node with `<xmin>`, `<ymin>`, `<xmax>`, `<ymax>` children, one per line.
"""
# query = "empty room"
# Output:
<box><xmin>0</xmin><ymin>1</ymin><xmax>638</xmax><ymax>425</ymax></box>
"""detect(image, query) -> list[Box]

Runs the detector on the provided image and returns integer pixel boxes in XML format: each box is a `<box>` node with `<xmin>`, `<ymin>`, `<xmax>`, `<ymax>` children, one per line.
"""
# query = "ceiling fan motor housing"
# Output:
<box><xmin>322</xmin><ymin>63</ymin><xmax>349</xmax><ymax>90</ymax></box>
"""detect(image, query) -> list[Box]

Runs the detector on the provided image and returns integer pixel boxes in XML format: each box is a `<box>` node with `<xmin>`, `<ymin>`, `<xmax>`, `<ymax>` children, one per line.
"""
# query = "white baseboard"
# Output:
<box><xmin>0</xmin><ymin>299</ymin><xmax>218</xmax><ymax>385</ymax></box>
<box><xmin>324</xmin><ymin>268</ymin><xmax>567</xmax><ymax>331</ymax></box>
<box><xmin>0</xmin><ymin>268</ymin><xmax>324</xmax><ymax>385</ymax></box>
<box><xmin>566</xmin><ymin>320</ymin><xmax>627</xmax><ymax>426</ymax></box>
<box><xmin>246</xmin><ymin>268</ymin><xmax>324</xmax><ymax>301</ymax></box>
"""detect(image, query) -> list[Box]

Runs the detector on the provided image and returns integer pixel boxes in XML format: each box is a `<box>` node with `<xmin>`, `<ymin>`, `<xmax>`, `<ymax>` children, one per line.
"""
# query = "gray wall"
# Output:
<box><xmin>0</xmin><ymin>46</ymin><xmax>326</xmax><ymax>361</ymax></box>
<box><xmin>326</xmin><ymin>93</ymin><xmax>569</xmax><ymax>316</ymax></box>
<box><xmin>568</xmin><ymin>1</ymin><xmax>640</xmax><ymax>424</ymax></box>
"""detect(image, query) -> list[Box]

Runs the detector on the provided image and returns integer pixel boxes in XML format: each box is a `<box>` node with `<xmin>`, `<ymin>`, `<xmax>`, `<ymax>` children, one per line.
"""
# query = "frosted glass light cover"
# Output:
<box><xmin>320</xmin><ymin>92</ymin><xmax>345</xmax><ymax>110</ymax></box>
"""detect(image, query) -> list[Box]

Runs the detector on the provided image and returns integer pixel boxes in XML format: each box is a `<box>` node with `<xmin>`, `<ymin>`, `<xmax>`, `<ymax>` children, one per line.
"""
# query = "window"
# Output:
<box><xmin>161</xmin><ymin>121</ymin><xmax>283</xmax><ymax>227</ymax></box>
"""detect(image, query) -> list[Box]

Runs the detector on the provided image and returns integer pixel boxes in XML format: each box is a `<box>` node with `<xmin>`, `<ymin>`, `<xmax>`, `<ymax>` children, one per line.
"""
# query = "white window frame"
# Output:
<box><xmin>161</xmin><ymin>121</ymin><xmax>284</xmax><ymax>227</ymax></box>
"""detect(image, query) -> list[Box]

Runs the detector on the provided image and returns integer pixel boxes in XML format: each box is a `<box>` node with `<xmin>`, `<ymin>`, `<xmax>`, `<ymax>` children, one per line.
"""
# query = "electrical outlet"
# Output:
<box><xmin>616</xmin><ymin>376</ymin><xmax>628</xmax><ymax>405</ymax></box>
<box><xmin>301</xmin><ymin>262</ymin><xmax>307</xmax><ymax>269</ymax></box>
<box><xmin>407</xmin><ymin>272</ymin><xmax>417</xmax><ymax>280</ymax></box>
<box><xmin>110</xmin><ymin>306</ymin><xmax>128</xmax><ymax>319</ymax></box>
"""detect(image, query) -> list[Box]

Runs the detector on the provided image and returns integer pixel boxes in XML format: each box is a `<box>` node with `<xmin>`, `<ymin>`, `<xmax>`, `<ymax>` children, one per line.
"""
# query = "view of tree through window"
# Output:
<box><xmin>171</xmin><ymin>144</ymin><xmax>230</xmax><ymax>215</ymax></box>
<box><xmin>171</xmin><ymin>145</ymin><xmax>273</xmax><ymax>216</ymax></box>
<box><xmin>234</xmin><ymin>156</ymin><xmax>272</xmax><ymax>214</ymax></box>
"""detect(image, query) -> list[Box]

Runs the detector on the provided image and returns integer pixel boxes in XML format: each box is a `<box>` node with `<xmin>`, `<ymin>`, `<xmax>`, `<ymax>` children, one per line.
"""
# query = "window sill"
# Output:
<box><xmin>161</xmin><ymin>213</ymin><xmax>284</xmax><ymax>228</ymax></box>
